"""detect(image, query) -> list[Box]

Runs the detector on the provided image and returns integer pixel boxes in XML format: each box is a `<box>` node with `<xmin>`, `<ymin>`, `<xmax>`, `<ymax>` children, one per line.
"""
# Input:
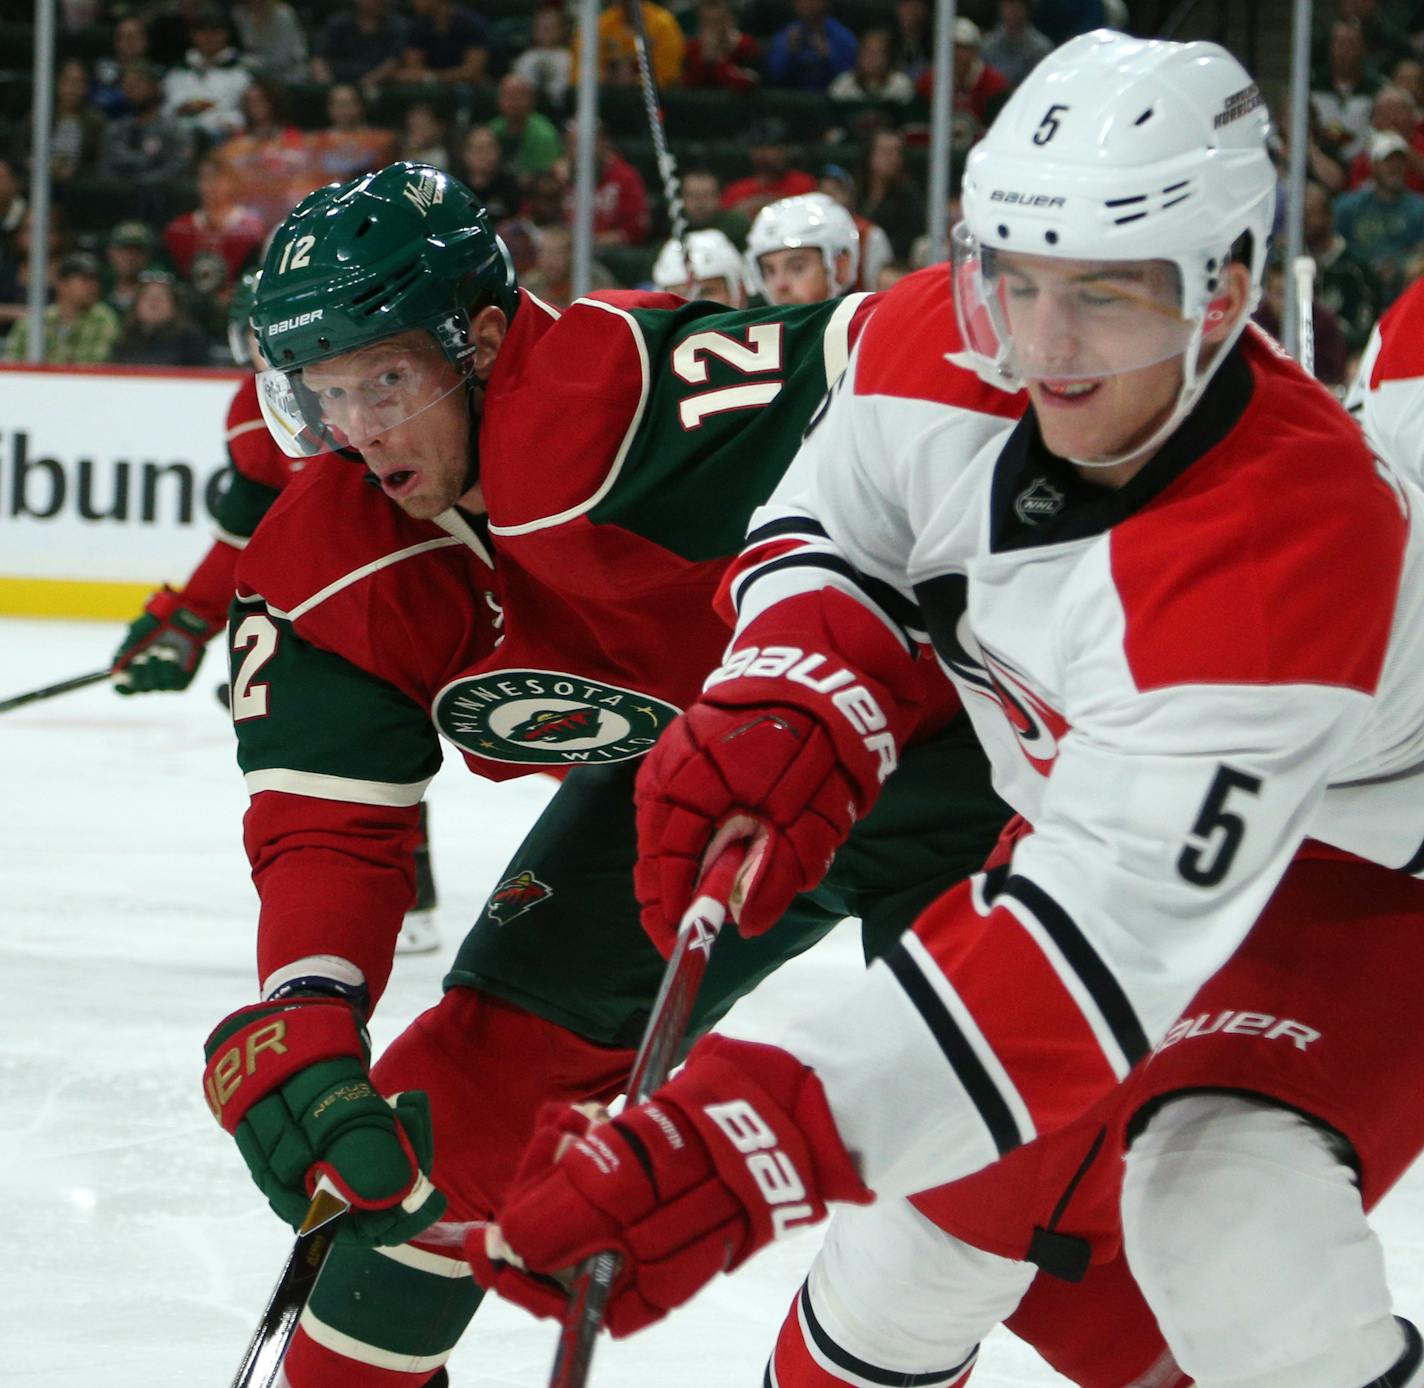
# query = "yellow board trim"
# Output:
<box><xmin>0</xmin><ymin>577</ymin><xmax>159</xmax><ymax>621</ymax></box>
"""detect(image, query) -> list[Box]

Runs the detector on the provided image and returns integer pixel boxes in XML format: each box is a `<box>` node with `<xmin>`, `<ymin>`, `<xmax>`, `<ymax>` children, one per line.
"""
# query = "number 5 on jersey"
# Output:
<box><xmin>231</xmin><ymin>613</ymin><xmax>279</xmax><ymax>720</ymax></box>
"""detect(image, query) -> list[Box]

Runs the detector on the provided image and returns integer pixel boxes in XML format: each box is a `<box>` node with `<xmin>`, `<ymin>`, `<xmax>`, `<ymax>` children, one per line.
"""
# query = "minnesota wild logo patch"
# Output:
<box><xmin>434</xmin><ymin>669</ymin><xmax>681</xmax><ymax>766</ymax></box>
<box><xmin>485</xmin><ymin>870</ymin><xmax>552</xmax><ymax>924</ymax></box>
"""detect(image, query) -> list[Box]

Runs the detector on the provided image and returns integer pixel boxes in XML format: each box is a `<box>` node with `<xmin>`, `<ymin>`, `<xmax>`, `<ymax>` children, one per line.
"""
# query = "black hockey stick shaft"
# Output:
<box><xmin>0</xmin><ymin>668</ymin><xmax>109</xmax><ymax>714</ymax></box>
<box><xmin>229</xmin><ymin>1184</ymin><xmax>350</xmax><ymax>1388</ymax></box>
<box><xmin>547</xmin><ymin>841</ymin><xmax>747</xmax><ymax>1388</ymax></box>
<box><xmin>625</xmin><ymin>0</ymin><xmax>686</xmax><ymax>246</ymax></box>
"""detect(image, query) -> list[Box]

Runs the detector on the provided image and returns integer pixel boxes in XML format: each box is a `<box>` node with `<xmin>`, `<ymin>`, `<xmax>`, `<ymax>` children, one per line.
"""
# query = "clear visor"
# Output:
<box><xmin>257</xmin><ymin>332</ymin><xmax>466</xmax><ymax>458</ymax></box>
<box><xmin>951</xmin><ymin>223</ymin><xmax>1197</xmax><ymax>383</ymax></box>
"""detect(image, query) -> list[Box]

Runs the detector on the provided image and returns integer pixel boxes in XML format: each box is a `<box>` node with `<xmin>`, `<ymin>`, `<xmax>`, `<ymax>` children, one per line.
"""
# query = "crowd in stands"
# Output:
<box><xmin>2</xmin><ymin>0</ymin><xmax>1421</xmax><ymax>387</ymax></box>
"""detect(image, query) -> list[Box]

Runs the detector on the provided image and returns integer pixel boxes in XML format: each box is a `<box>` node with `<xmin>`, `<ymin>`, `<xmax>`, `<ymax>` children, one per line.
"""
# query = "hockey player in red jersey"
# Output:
<box><xmin>475</xmin><ymin>33</ymin><xmax>1424</xmax><ymax>1388</ymax></box>
<box><xmin>201</xmin><ymin>163</ymin><xmax>1068</xmax><ymax>1387</ymax></box>
<box><xmin>109</xmin><ymin>271</ymin><xmax>304</xmax><ymax>698</ymax></box>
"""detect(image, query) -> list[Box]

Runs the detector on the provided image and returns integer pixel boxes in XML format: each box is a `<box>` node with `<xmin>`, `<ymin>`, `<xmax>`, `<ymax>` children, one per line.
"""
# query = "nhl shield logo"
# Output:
<box><xmin>1013</xmin><ymin>477</ymin><xmax>1064</xmax><ymax>525</ymax></box>
<box><xmin>485</xmin><ymin>870</ymin><xmax>552</xmax><ymax>924</ymax></box>
<box><xmin>434</xmin><ymin>669</ymin><xmax>682</xmax><ymax>766</ymax></box>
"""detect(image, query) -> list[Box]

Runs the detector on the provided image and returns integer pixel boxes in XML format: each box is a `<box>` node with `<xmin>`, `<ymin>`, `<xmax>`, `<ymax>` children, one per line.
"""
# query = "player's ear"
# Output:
<box><xmin>468</xmin><ymin>305</ymin><xmax>508</xmax><ymax>378</ymax></box>
<box><xmin>1203</xmin><ymin>261</ymin><xmax>1253</xmax><ymax>347</ymax></box>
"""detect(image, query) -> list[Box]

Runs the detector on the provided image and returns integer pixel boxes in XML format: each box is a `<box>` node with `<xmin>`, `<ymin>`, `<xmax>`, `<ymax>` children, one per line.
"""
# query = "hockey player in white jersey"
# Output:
<box><xmin>470</xmin><ymin>31</ymin><xmax>1424</xmax><ymax>1388</ymax></box>
<box><xmin>651</xmin><ymin>228</ymin><xmax>749</xmax><ymax>308</ymax></box>
<box><xmin>746</xmin><ymin>192</ymin><xmax>861</xmax><ymax>305</ymax></box>
<box><xmin>1346</xmin><ymin>274</ymin><xmax>1424</xmax><ymax>486</ymax></box>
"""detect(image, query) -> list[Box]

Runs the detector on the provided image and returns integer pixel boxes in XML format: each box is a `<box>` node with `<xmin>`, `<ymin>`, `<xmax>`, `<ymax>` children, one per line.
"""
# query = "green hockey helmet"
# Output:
<box><xmin>227</xmin><ymin>268</ymin><xmax>262</xmax><ymax>365</ymax></box>
<box><xmin>251</xmin><ymin>162</ymin><xmax>518</xmax><ymax>457</ymax></box>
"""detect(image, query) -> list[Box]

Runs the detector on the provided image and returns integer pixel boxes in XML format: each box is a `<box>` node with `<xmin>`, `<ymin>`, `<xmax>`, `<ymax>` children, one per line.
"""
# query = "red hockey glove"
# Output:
<box><xmin>203</xmin><ymin>996</ymin><xmax>446</xmax><ymax>1245</ymax></box>
<box><xmin>635</xmin><ymin>590</ymin><xmax>923</xmax><ymax>952</ymax></box>
<box><xmin>466</xmin><ymin>1034</ymin><xmax>871</xmax><ymax>1336</ymax></box>
<box><xmin>111</xmin><ymin>586</ymin><xmax>225</xmax><ymax>695</ymax></box>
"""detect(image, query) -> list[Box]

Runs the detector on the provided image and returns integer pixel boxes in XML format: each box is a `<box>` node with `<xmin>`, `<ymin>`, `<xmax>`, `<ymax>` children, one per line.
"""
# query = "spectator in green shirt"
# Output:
<box><xmin>490</xmin><ymin>72</ymin><xmax>563</xmax><ymax>181</ymax></box>
<box><xmin>681</xmin><ymin>167</ymin><xmax>752</xmax><ymax>248</ymax></box>
<box><xmin>5</xmin><ymin>253</ymin><xmax>122</xmax><ymax>364</ymax></box>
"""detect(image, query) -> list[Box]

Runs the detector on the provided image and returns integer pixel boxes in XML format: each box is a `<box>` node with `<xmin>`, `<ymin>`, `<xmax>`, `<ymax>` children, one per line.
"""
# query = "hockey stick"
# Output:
<box><xmin>0</xmin><ymin>668</ymin><xmax>109</xmax><ymax>715</ymax></box>
<box><xmin>1292</xmin><ymin>254</ymin><xmax>1317</xmax><ymax>379</ymax></box>
<box><xmin>547</xmin><ymin>840</ymin><xmax>747</xmax><ymax>1388</ymax></box>
<box><xmin>228</xmin><ymin>1181</ymin><xmax>350</xmax><ymax>1388</ymax></box>
<box><xmin>625</xmin><ymin>0</ymin><xmax>688</xmax><ymax>254</ymax></box>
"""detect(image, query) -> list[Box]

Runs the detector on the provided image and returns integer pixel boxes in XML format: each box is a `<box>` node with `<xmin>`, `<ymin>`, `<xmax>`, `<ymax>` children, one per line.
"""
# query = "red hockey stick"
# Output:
<box><xmin>547</xmin><ymin>840</ymin><xmax>748</xmax><ymax>1388</ymax></box>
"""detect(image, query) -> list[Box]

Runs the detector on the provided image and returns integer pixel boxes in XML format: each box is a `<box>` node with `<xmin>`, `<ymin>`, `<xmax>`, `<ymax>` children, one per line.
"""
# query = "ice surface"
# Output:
<box><xmin>2</xmin><ymin>617</ymin><xmax>1420</xmax><ymax>1387</ymax></box>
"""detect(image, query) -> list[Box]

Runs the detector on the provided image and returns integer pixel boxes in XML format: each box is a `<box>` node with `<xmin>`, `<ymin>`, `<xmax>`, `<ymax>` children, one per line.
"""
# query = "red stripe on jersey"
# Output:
<box><xmin>914</xmin><ymin>893</ymin><xmax>1123</xmax><ymax>1137</ymax></box>
<box><xmin>852</xmin><ymin>265</ymin><xmax>1025</xmax><ymax>420</ymax></box>
<box><xmin>283</xmin><ymin>1326</ymin><xmax>445</xmax><ymax>1388</ymax></box>
<box><xmin>1112</xmin><ymin>337</ymin><xmax>1405</xmax><ymax>693</ymax></box>
<box><xmin>1370</xmin><ymin>277</ymin><xmax>1424</xmax><ymax>388</ymax></box>
<box><xmin>714</xmin><ymin>535</ymin><xmax>814</xmax><ymax>623</ymax></box>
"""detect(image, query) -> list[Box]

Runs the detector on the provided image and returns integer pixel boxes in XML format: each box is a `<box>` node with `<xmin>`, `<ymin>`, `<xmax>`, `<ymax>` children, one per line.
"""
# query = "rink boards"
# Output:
<box><xmin>0</xmin><ymin>364</ymin><xmax>244</xmax><ymax>619</ymax></box>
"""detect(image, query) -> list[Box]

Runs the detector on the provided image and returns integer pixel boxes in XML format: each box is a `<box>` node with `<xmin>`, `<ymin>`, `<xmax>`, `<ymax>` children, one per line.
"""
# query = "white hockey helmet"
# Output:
<box><xmin>651</xmin><ymin>229</ymin><xmax>748</xmax><ymax>305</ymax></box>
<box><xmin>953</xmin><ymin>30</ymin><xmax>1275</xmax><ymax>462</ymax></box>
<box><xmin>745</xmin><ymin>192</ymin><xmax>860</xmax><ymax>298</ymax></box>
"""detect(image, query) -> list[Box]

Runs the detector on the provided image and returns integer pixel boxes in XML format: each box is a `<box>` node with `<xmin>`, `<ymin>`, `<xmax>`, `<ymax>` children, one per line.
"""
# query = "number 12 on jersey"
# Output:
<box><xmin>672</xmin><ymin>324</ymin><xmax>785</xmax><ymax>429</ymax></box>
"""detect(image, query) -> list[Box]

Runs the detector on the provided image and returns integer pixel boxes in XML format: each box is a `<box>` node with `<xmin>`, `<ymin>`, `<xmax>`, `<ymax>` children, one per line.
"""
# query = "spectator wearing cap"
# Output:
<box><xmin>1302</xmin><ymin>178</ymin><xmax>1383</xmax><ymax>356</ymax></box>
<box><xmin>513</xmin><ymin>7</ymin><xmax>574</xmax><ymax>110</ymax></box>
<box><xmin>1346</xmin><ymin>84</ymin><xmax>1424</xmax><ymax>191</ymax></box>
<box><xmin>112</xmin><ymin>272</ymin><xmax>213</xmax><ymax>366</ymax></box>
<box><xmin>681</xmin><ymin>167</ymin><xmax>751</xmax><ymax>247</ymax></box>
<box><xmin>684</xmin><ymin>0</ymin><xmax>760</xmax><ymax>93</ymax></box>
<box><xmin>857</xmin><ymin>127</ymin><xmax>925</xmax><ymax>261</ymax></box>
<box><xmin>106</xmin><ymin>222</ymin><xmax>162</xmax><ymax>316</ymax></box>
<box><xmin>5</xmin><ymin>253</ymin><xmax>121</xmax><ymax>365</ymax></box>
<box><xmin>233</xmin><ymin>0</ymin><xmax>310</xmax><ymax>84</ymax></box>
<box><xmin>491</xmin><ymin>73</ymin><xmax>564</xmax><ymax>180</ymax></box>
<box><xmin>915</xmin><ymin>18</ymin><xmax>1011</xmax><ymax>153</ymax></box>
<box><xmin>1311</xmin><ymin>19</ymin><xmax>1384</xmax><ymax>165</ymax></box>
<box><xmin>311</xmin><ymin>0</ymin><xmax>408</xmax><ymax>88</ymax></box>
<box><xmin>98</xmin><ymin>62</ymin><xmax>196</xmax><ymax>187</ymax></box>
<box><xmin>981</xmin><ymin>0</ymin><xmax>1052</xmax><ymax>89</ymax></box>
<box><xmin>572</xmin><ymin>0</ymin><xmax>685</xmax><ymax>89</ymax></box>
<box><xmin>1333</xmin><ymin>128</ymin><xmax>1424</xmax><ymax>303</ymax></box>
<box><xmin>396</xmin><ymin>0</ymin><xmax>492</xmax><ymax>87</ymax></box>
<box><xmin>561</xmin><ymin>120</ymin><xmax>651</xmax><ymax>245</ymax></box>
<box><xmin>163</xmin><ymin>7</ymin><xmax>252</xmax><ymax>142</ymax></box>
<box><xmin>765</xmin><ymin>0</ymin><xmax>857</xmax><ymax>92</ymax></box>
<box><xmin>720</xmin><ymin>119</ymin><xmax>817</xmax><ymax>218</ymax></box>
<box><xmin>92</xmin><ymin>15</ymin><xmax>154</xmax><ymax>117</ymax></box>
<box><xmin>819</xmin><ymin>163</ymin><xmax>893</xmax><ymax>288</ymax></box>
<box><xmin>828</xmin><ymin>28</ymin><xmax>915</xmax><ymax>102</ymax></box>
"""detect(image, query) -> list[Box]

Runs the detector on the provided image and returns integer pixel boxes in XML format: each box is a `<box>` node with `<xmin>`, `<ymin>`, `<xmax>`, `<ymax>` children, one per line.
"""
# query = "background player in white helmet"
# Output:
<box><xmin>651</xmin><ymin>227</ymin><xmax>748</xmax><ymax>308</ymax></box>
<box><xmin>746</xmin><ymin>191</ymin><xmax>860</xmax><ymax>304</ymax></box>
<box><xmin>476</xmin><ymin>33</ymin><xmax>1424</xmax><ymax>1388</ymax></box>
